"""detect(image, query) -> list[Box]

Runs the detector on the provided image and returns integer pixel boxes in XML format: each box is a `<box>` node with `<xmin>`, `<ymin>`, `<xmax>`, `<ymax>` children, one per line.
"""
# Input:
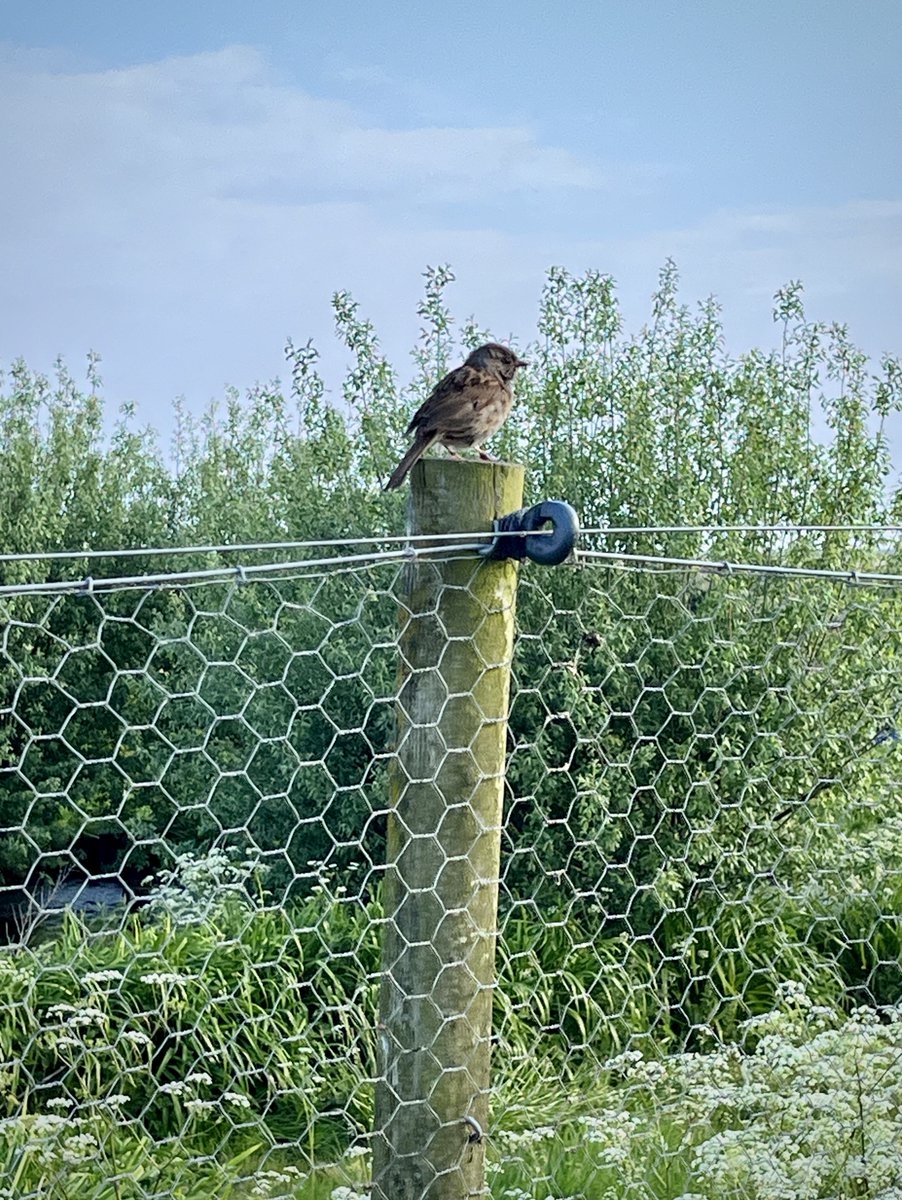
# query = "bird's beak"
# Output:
<box><xmin>517</xmin><ymin>358</ymin><xmax>529</xmax><ymax>368</ymax></box>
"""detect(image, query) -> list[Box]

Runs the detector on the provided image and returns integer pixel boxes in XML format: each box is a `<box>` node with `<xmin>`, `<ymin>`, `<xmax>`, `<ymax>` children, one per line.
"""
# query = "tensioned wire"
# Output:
<box><xmin>580</xmin><ymin>524</ymin><xmax>902</xmax><ymax>536</ymax></box>
<box><xmin>0</xmin><ymin>545</ymin><xmax>485</xmax><ymax>598</ymax></box>
<box><xmin>0</xmin><ymin>523</ymin><xmax>897</xmax><ymax>567</ymax></box>
<box><xmin>0</xmin><ymin>531</ymin><xmax>536</xmax><ymax>565</ymax></box>
<box><xmin>576</xmin><ymin>550</ymin><xmax>902</xmax><ymax>587</ymax></box>
<box><xmin>3</xmin><ymin>543</ymin><xmax>902</xmax><ymax>599</ymax></box>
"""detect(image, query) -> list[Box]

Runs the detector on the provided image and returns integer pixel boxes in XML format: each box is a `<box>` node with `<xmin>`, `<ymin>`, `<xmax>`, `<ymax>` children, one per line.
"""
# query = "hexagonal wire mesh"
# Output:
<box><xmin>1</xmin><ymin>526</ymin><xmax>901</xmax><ymax>1199</ymax></box>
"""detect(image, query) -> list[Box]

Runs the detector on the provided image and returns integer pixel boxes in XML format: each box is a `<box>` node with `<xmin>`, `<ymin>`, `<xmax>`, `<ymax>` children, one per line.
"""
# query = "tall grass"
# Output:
<box><xmin>2</xmin><ymin>850</ymin><xmax>900</xmax><ymax>1197</ymax></box>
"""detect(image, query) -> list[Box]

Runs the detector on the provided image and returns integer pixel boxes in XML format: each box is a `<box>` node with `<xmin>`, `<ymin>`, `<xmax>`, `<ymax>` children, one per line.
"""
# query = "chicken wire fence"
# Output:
<box><xmin>1</xmin><ymin>527</ymin><xmax>901</xmax><ymax>1200</ymax></box>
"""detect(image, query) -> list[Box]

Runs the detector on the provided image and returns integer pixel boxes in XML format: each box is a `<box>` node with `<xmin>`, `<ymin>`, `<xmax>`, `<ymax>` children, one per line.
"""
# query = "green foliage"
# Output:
<box><xmin>506</xmin><ymin>563</ymin><xmax>902</xmax><ymax>926</ymax></box>
<box><xmin>4</xmin><ymin>896</ymin><xmax>900</xmax><ymax>1199</ymax></box>
<box><xmin>487</xmin><ymin>987</ymin><xmax>902</xmax><ymax>1200</ymax></box>
<box><xmin>2</xmin><ymin>264</ymin><xmax>902</xmax><ymax>1067</ymax></box>
<box><xmin>0</xmin><ymin>855</ymin><xmax>380</xmax><ymax>1178</ymax></box>
<box><xmin>8</xmin><ymin>855</ymin><xmax>898</xmax><ymax>1200</ymax></box>
<box><xmin>0</xmin><ymin>568</ymin><xmax>399</xmax><ymax>893</ymax></box>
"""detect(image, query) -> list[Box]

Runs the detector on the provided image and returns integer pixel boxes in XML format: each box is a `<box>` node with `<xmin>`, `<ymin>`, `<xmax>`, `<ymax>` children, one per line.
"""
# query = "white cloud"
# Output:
<box><xmin>0</xmin><ymin>43</ymin><xmax>610</xmax><ymax>220</ymax></box>
<box><xmin>330</xmin><ymin>62</ymin><xmax>399</xmax><ymax>88</ymax></box>
<box><xmin>0</xmin><ymin>44</ymin><xmax>636</xmax><ymax>417</ymax></box>
<box><xmin>0</xmin><ymin>42</ymin><xmax>899</xmax><ymax>451</ymax></box>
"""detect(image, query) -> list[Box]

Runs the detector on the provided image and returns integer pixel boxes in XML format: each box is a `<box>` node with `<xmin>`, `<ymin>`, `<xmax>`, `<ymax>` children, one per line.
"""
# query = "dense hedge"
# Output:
<box><xmin>2</xmin><ymin>264</ymin><xmax>901</xmax><ymax>1008</ymax></box>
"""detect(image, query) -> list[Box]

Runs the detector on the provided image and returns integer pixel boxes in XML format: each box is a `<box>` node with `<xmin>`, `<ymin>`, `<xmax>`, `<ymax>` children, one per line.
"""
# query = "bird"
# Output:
<box><xmin>383</xmin><ymin>342</ymin><xmax>528</xmax><ymax>490</ymax></box>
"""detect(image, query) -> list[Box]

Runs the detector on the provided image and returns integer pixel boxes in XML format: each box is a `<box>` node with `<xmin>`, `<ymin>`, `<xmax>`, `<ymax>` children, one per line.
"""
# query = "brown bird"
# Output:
<box><xmin>384</xmin><ymin>342</ymin><xmax>527</xmax><ymax>490</ymax></box>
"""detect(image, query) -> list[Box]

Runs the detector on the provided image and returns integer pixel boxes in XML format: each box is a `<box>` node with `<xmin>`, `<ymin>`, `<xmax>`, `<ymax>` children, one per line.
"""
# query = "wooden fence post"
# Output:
<box><xmin>372</xmin><ymin>457</ymin><xmax>525</xmax><ymax>1200</ymax></box>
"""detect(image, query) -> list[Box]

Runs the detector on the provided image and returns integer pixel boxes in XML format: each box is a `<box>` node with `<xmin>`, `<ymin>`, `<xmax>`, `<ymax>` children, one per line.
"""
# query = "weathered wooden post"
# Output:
<box><xmin>372</xmin><ymin>457</ymin><xmax>525</xmax><ymax>1200</ymax></box>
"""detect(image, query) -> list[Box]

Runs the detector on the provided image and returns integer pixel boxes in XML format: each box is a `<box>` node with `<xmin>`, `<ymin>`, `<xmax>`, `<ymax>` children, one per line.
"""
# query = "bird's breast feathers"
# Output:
<box><xmin>408</xmin><ymin>367</ymin><xmax>510</xmax><ymax>436</ymax></box>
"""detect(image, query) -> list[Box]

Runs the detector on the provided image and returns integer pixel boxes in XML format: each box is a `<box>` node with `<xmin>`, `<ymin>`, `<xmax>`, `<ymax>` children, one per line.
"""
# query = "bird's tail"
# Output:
<box><xmin>383</xmin><ymin>432</ymin><xmax>440</xmax><ymax>490</ymax></box>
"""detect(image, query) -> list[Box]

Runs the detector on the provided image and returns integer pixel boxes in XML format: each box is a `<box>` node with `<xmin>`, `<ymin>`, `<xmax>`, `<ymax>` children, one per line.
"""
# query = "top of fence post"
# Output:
<box><xmin>405</xmin><ymin>457</ymin><xmax>527</xmax><ymax>542</ymax></box>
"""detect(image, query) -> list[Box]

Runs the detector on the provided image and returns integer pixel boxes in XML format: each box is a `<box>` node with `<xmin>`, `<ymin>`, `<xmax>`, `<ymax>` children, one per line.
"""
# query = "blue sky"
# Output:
<box><xmin>1</xmin><ymin>1</ymin><xmax>900</xmax><ymax>447</ymax></box>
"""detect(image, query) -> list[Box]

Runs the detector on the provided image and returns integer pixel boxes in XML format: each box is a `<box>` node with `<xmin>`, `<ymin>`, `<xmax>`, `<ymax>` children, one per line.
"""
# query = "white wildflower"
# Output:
<box><xmin>61</xmin><ymin>1132</ymin><xmax>98</xmax><ymax>1163</ymax></box>
<box><xmin>120</xmin><ymin>1030</ymin><xmax>152</xmax><ymax>1047</ymax></box>
<box><xmin>83</xmin><ymin>969</ymin><xmax>124</xmax><ymax>984</ymax></box>
<box><xmin>63</xmin><ymin>1007</ymin><xmax>106</xmax><ymax>1028</ymax></box>
<box><xmin>605</xmin><ymin>1048</ymin><xmax>644</xmax><ymax>1074</ymax></box>
<box><xmin>497</xmin><ymin>1125</ymin><xmax>558</xmax><ymax>1147</ymax></box>
<box><xmin>30</xmin><ymin>1114</ymin><xmax>67</xmax><ymax>1135</ymax></box>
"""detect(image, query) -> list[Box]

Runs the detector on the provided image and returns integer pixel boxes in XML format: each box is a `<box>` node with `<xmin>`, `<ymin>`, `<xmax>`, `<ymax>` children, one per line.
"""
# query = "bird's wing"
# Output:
<box><xmin>407</xmin><ymin>366</ymin><xmax>507</xmax><ymax>435</ymax></box>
